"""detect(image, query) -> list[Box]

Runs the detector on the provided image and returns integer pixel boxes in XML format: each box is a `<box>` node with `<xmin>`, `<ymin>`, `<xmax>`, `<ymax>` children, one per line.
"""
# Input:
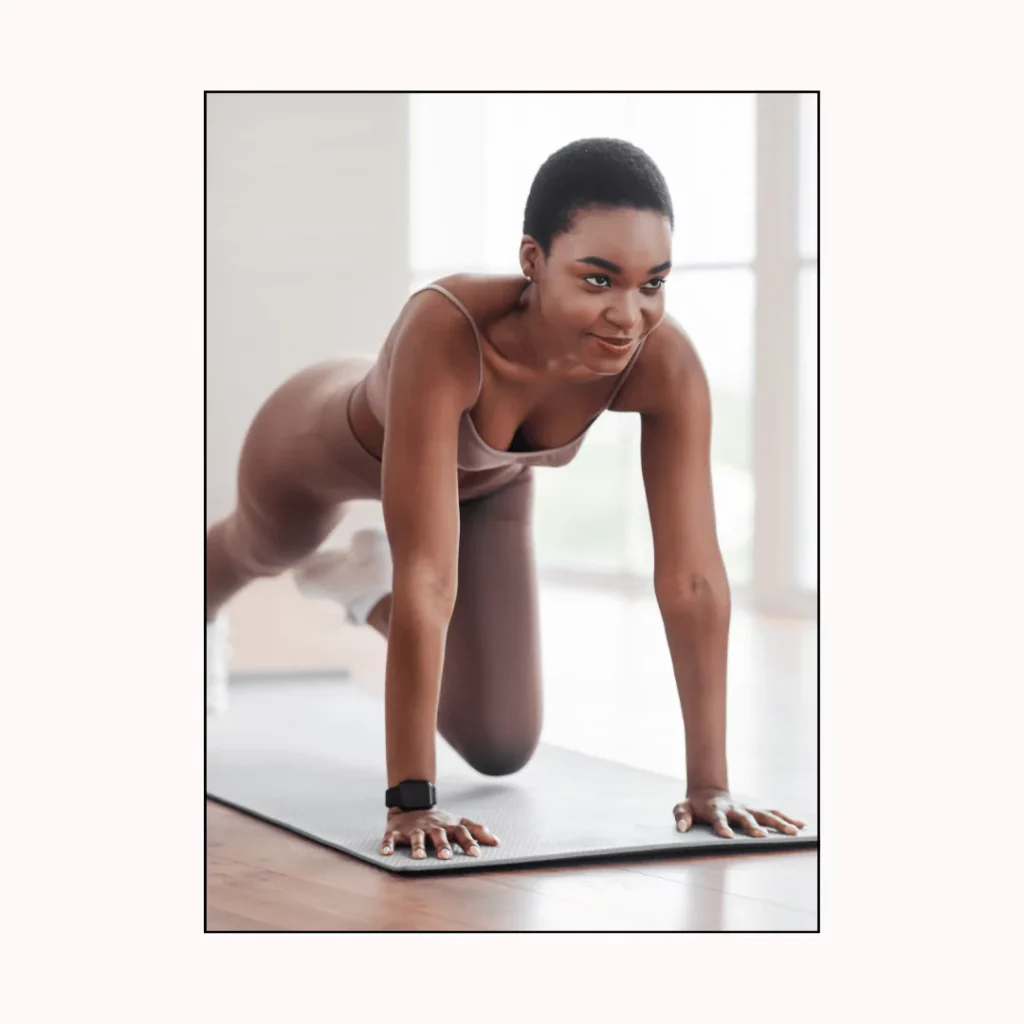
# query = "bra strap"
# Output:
<box><xmin>602</xmin><ymin>337</ymin><xmax>648</xmax><ymax>412</ymax></box>
<box><xmin>409</xmin><ymin>283</ymin><xmax>485</xmax><ymax>405</ymax></box>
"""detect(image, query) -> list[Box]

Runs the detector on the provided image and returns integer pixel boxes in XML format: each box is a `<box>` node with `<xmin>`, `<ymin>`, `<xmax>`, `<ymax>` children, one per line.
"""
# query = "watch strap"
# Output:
<box><xmin>385</xmin><ymin>778</ymin><xmax>437</xmax><ymax>810</ymax></box>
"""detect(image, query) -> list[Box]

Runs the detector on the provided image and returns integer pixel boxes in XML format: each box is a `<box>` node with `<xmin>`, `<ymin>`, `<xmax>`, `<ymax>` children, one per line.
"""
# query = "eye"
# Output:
<box><xmin>583</xmin><ymin>274</ymin><xmax>668</xmax><ymax>293</ymax></box>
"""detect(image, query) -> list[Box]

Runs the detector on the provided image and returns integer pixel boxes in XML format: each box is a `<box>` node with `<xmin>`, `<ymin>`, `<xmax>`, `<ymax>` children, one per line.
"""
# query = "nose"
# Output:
<box><xmin>604</xmin><ymin>294</ymin><xmax>642</xmax><ymax>335</ymax></box>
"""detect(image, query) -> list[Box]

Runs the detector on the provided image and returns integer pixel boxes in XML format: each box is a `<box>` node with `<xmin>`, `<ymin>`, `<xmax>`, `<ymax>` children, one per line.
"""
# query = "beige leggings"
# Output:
<box><xmin>205</xmin><ymin>358</ymin><xmax>543</xmax><ymax>776</ymax></box>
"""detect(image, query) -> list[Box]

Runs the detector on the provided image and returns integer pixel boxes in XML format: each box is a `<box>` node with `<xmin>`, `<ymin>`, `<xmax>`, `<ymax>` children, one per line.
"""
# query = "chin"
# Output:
<box><xmin>577</xmin><ymin>346</ymin><xmax>623</xmax><ymax>375</ymax></box>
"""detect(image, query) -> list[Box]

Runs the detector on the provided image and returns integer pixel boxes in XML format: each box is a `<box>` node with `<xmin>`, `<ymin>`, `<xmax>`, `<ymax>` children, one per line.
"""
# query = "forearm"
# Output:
<box><xmin>384</xmin><ymin>584</ymin><xmax>454</xmax><ymax>788</ymax></box>
<box><xmin>660</xmin><ymin>600</ymin><xmax>730</xmax><ymax>792</ymax></box>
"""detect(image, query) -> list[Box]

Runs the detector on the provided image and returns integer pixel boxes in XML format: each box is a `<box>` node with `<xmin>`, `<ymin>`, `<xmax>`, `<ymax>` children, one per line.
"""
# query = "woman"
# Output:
<box><xmin>206</xmin><ymin>138</ymin><xmax>807</xmax><ymax>861</ymax></box>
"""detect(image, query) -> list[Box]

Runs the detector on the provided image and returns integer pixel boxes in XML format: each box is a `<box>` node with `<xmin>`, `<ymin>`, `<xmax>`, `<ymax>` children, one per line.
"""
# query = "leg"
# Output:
<box><xmin>329</xmin><ymin>471</ymin><xmax>542</xmax><ymax>776</ymax></box>
<box><xmin>438</xmin><ymin>470</ymin><xmax>543</xmax><ymax>776</ymax></box>
<box><xmin>205</xmin><ymin>361</ymin><xmax>377</xmax><ymax>621</ymax></box>
<box><xmin>206</xmin><ymin>498</ymin><xmax>347</xmax><ymax>621</ymax></box>
<box><xmin>206</xmin><ymin>515</ymin><xmax>257</xmax><ymax>619</ymax></box>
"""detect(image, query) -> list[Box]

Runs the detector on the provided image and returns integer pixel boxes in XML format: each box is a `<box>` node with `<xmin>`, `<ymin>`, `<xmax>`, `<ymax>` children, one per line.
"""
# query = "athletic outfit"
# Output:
<box><xmin>205</xmin><ymin>284</ymin><xmax>646</xmax><ymax>772</ymax></box>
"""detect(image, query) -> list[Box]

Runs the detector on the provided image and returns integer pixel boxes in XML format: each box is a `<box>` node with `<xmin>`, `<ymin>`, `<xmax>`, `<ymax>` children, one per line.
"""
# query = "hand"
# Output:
<box><xmin>673</xmin><ymin>788</ymin><xmax>806</xmax><ymax>839</ymax></box>
<box><xmin>380</xmin><ymin>806</ymin><xmax>500</xmax><ymax>860</ymax></box>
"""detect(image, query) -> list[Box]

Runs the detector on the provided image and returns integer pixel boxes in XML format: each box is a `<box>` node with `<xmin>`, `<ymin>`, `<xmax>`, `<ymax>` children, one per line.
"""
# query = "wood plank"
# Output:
<box><xmin>488</xmin><ymin>861</ymin><xmax>816</xmax><ymax>930</ymax></box>
<box><xmin>207</xmin><ymin>801</ymin><xmax>816</xmax><ymax>931</ymax></box>
<box><xmin>208</xmin><ymin>862</ymin><xmax>465</xmax><ymax>931</ymax></box>
<box><xmin>632</xmin><ymin>850</ymin><xmax>819</xmax><ymax>913</ymax></box>
<box><xmin>208</xmin><ymin>804</ymin><xmax>640</xmax><ymax>930</ymax></box>
<box><xmin>206</xmin><ymin>906</ymin><xmax>279</xmax><ymax>931</ymax></box>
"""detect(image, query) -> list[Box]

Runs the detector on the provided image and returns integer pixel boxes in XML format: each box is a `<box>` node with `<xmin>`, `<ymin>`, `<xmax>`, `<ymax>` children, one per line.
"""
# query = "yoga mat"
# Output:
<box><xmin>206</xmin><ymin>678</ymin><xmax>818</xmax><ymax>874</ymax></box>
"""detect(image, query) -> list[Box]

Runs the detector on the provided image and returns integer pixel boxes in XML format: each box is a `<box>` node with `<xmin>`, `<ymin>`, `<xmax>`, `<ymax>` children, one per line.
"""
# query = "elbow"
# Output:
<box><xmin>391</xmin><ymin>565</ymin><xmax>458</xmax><ymax>621</ymax></box>
<box><xmin>655</xmin><ymin>572</ymin><xmax>731</xmax><ymax>624</ymax></box>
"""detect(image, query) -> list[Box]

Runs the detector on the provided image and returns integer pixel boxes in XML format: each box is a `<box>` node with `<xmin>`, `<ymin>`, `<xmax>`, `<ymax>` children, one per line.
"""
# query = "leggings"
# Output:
<box><xmin>205</xmin><ymin>358</ymin><xmax>543</xmax><ymax>776</ymax></box>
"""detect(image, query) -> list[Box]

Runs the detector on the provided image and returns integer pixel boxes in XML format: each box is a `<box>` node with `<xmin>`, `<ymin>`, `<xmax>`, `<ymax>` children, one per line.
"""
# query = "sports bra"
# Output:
<box><xmin>361</xmin><ymin>283</ymin><xmax>647</xmax><ymax>474</ymax></box>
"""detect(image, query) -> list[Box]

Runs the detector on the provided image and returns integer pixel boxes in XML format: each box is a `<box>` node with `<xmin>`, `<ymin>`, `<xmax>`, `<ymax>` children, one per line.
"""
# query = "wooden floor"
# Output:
<box><xmin>211</xmin><ymin>575</ymin><xmax>818</xmax><ymax>931</ymax></box>
<box><xmin>207</xmin><ymin>801</ymin><xmax>817</xmax><ymax>931</ymax></box>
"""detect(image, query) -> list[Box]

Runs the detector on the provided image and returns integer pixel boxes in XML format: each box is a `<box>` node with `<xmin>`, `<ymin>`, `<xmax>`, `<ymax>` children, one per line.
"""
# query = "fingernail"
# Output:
<box><xmin>468</xmin><ymin>847</ymin><xmax>480</xmax><ymax>856</ymax></box>
<box><xmin>439</xmin><ymin>849</ymin><xmax>452</xmax><ymax>859</ymax></box>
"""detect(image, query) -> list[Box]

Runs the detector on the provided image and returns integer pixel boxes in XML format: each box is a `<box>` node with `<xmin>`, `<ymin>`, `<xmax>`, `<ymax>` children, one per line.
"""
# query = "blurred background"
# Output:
<box><xmin>206</xmin><ymin>92</ymin><xmax>817</xmax><ymax>782</ymax></box>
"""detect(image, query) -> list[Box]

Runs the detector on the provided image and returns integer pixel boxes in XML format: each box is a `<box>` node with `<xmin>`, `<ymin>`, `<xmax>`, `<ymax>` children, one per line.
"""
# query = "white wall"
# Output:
<box><xmin>205</xmin><ymin>93</ymin><xmax>409</xmax><ymax>526</ymax></box>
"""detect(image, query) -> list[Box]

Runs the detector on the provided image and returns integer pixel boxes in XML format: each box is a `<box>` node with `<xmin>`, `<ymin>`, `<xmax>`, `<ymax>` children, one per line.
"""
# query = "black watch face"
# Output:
<box><xmin>403</xmin><ymin>781</ymin><xmax>432</xmax><ymax>803</ymax></box>
<box><xmin>390</xmin><ymin>781</ymin><xmax>434</xmax><ymax>809</ymax></box>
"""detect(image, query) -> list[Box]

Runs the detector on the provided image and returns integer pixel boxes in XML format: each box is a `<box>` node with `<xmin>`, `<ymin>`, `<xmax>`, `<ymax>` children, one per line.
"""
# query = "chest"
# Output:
<box><xmin>465</xmin><ymin>367</ymin><xmax>624</xmax><ymax>455</ymax></box>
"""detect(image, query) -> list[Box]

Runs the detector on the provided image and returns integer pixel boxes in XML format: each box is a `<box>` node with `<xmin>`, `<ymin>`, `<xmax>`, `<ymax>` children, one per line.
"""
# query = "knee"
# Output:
<box><xmin>457</xmin><ymin>732</ymin><xmax>541</xmax><ymax>777</ymax></box>
<box><xmin>221</xmin><ymin>497</ymin><xmax>340</xmax><ymax>579</ymax></box>
<box><xmin>212</xmin><ymin>513</ymin><xmax>285</xmax><ymax>580</ymax></box>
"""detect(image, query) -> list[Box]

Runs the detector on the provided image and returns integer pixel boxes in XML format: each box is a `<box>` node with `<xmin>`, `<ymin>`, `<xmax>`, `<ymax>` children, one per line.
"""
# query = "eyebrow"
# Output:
<box><xmin>576</xmin><ymin>257</ymin><xmax>673</xmax><ymax>276</ymax></box>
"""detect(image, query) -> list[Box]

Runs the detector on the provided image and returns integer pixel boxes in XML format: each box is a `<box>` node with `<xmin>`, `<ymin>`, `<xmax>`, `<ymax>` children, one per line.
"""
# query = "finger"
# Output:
<box><xmin>713</xmin><ymin>812</ymin><xmax>735</xmax><ymax>838</ymax></box>
<box><xmin>451</xmin><ymin>824</ymin><xmax>481</xmax><ymax>857</ymax></box>
<box><xmin>408</xmin><ymin>828</ymin><xmax>427</xmax><ymax>860</ymax></box>
<box><xmin>750</xmin><ymin>810</ymin><xmax>800</xmax><ymax>835</ymax></box>
<box><xmin>461</xmin><ymin>818</ymin><xmax>500</xmax><ymax>846</ymax></box>
<box><xmin>673</xmin><ymin>801</ymin><xmax>693</xmax><ymax>831</ymax></box>
<box><xmin>380</xmin><ymin>829</ymin><xmax>401</xmax><ymax>856</ymax></box>
<box><xmin>769</xmin><ymin>809</ymin><xmax>807</xmax><ymax>829</ymax></box>
<box><xmin>427</xmin><ymin>827</ymin><xmax>453</xmax><ymax>860</ymax></box>
<box><xmin>728</xmin><ymin>807</ymin><xmax>769</xmax><ymax>838</ymax></box>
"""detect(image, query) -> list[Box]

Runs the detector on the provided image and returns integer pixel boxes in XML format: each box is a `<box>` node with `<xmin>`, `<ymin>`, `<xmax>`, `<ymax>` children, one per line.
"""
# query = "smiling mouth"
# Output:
<box><xmin>590</xmin><ymin>333</ymin><xmax>635</xmax><ymax>348</ymax></box>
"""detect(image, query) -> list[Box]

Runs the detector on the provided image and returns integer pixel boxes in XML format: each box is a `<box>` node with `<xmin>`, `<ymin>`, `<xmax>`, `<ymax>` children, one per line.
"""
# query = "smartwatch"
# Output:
<box><xmin>385</xmin><ymin>778</ymin><xmax>437</xmax><ymax>811</ymax></box>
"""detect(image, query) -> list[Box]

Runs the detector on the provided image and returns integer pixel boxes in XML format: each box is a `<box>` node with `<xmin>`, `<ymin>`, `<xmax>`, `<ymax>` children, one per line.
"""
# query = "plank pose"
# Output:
<box><xmin>205</xmin><ymin>138</ymin><xmax>806</xmax><ymax>860</ymax></box>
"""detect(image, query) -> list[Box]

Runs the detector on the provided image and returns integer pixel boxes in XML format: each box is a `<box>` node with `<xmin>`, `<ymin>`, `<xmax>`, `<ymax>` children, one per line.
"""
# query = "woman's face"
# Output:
<box><xmin>522</xmin><ymin>206</ymin><xmax>673</xmax><ymax>373</ymax></box>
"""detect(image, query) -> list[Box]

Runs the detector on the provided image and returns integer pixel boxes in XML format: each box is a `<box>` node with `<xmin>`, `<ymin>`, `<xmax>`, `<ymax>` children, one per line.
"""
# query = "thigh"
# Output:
<box><xmin>437</xmin><ymin>469</ymin><xmax>543</xmax><ymax>776</ymax></box>
<box><xmin>230</xmin><ymin>361</ymin><xmax>380</xmax><ymax>575</ymax></box>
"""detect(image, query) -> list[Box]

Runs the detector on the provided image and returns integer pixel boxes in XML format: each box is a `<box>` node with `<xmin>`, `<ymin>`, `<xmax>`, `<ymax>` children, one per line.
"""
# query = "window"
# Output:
<box><xmin>799</xmin><ymin>265</ymin><xmax>818</xmax><ymax>589</ymax></box>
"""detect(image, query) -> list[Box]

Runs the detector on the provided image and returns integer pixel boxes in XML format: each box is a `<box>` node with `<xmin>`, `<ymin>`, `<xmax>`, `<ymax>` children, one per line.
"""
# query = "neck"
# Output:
<box><xmin>507</xmin><ymin>280</ymin><xmax>597</xmax><ymax>381</ymax></box>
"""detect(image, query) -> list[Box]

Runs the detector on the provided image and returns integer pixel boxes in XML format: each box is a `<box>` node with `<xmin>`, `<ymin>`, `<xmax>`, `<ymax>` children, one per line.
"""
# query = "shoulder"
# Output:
<box><xmin>390</xmin><ymin>279</ymin><xmax>489</xmax><ymax>408</ymax></box>
<box><xmin>423</xmin><ymin>273</ymin><xmax>528</xmax><ymax>329</ymax></box>
<box><xmin>613</xmin><ymin>313</ymin><xmax>711</xmax><ymax>420</ymax></box>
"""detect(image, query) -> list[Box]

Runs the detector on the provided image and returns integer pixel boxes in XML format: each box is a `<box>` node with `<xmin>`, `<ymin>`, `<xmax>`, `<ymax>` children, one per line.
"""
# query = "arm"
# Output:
<box><xmin>380</xmin><ymin>292</ymin><xmax>480</xmax><ymax>789</ymax></box>
<box><xmin>639</xmin><ymin>322</ymin><xmax>732</xmax><ymax>793</ymax></box>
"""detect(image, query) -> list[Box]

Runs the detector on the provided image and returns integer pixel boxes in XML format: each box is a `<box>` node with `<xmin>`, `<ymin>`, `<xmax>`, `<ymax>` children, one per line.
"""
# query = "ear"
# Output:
<box><xmin>519</xmin><ymin>236</ymin><xmax>542</xmax><ymax>279</ymax></box>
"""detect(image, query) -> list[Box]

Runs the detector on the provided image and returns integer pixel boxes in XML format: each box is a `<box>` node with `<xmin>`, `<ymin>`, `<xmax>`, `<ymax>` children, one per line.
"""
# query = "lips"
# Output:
<box><xmin>590</xmin><ymin>333</ymin><xmax>636</xmax><ymax>350</ymax></box>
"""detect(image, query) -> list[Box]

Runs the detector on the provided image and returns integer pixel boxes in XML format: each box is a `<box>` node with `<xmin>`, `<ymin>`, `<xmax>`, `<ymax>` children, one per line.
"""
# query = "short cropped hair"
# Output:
<box><xmin>522</xmin><ymin>138</ymin><xmax>675</xmax><ymax>256</ymax></box>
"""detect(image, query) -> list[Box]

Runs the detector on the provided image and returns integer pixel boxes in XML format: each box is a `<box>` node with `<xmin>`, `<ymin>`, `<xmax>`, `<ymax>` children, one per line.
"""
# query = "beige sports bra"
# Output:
<box><xmin>362</xmin><ymin>283</ymin><xmax>646</xmax><ymax>472</ymax></box>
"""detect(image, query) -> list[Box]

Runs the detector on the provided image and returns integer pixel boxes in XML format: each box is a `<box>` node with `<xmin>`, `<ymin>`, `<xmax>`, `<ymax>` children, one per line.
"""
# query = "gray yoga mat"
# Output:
<box><xmin>206</xmin><ymin>678</ymin><xmax>818</xmax><ymax>873</ymax></box>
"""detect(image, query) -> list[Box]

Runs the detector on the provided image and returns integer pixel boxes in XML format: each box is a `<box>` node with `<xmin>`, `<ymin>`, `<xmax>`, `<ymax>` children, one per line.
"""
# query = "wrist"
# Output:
<box><xmin>686</xmin><ymin>779</ymin><xmax>729</xmax><ymax>796</ymax></box>
<box><xmin>686</xmin><ymin>755</ymin><xmax>728</xmax><ymax>795</ymax></box>
<box><xmin>385</xmin><ymin>778</ymin><xmax>437</xmax><ymax>811</ymax></box>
